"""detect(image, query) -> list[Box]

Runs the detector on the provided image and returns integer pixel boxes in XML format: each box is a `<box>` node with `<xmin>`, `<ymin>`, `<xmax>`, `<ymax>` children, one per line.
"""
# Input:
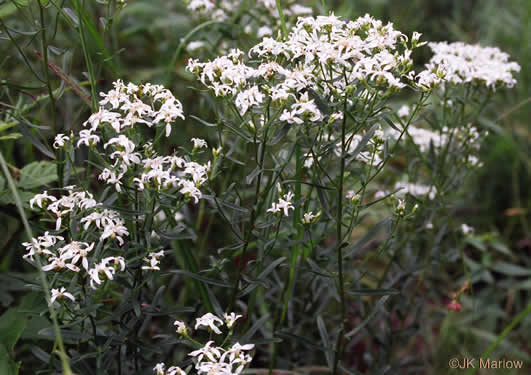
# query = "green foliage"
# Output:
<box><xmin>0</xmin><ymin>161</ymin><xmax>58</xmax><ymax>205</ymax></box>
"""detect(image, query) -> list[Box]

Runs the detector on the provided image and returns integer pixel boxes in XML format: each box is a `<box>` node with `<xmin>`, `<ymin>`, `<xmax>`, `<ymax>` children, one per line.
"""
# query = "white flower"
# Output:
<box><xmin>77</xmin><ymin>129</ymin><xmax>100</xmax><ymax>147</ymax></box>
<box><xmin>303</xmin><ymin>152</ymin><xmax>316</xmax><ymax>169</ymax></box>
<box><xmin>398</xmin><ymin>105</ymin><xmax>410</xmax><ymax>119</ymax></box>
<box><xmin>30</xmin><ymin>191</ymin><xmax>57</xmax><ymax>209</ymax></box>
<box><xmin>290</xmin><ymin>4</ymin><xmax>313</xmax><ymax>16</ymax></box>
<box><xmin>279</xmin><ymin>110</ymin><xmax>303</xmax><ymax>125</ymax></box>
<box><xmin>427</xmin><ymin>41</ymin><xmax>520</xmax><ymax>88</ymax></box>
<box><xmin>257</xmin><ymin>26</ymin><xmax>273</xmax><ymax>38</ymax></box>
<box><xmin>195</xmin><ymin>361</ymin><xmax>232</xmax><ymax>375</ymax></box>
<box><xmin>100</xmin><ymin>220</ymin><xmax>129</xmax><ymax>246</ymax></box>
<box><xmin>104</xmin><ymin>134</ymin><xmax>136</xmax><ymax>153</ymax></box>
<box><xmin>42</xmin><ymin>256</ymin><xmax>80</xmax><ymax>273</ymax></box>
<box><xmin>50</xmin><ymin>287</ymin><xmax>75</xmax><ymax>305</ymax></box>
<box><xmin>221</xmin><ymin>342</ymin><xmax>254</xmax><ymax>367</ymax></box>
<box><xmin>174</xmin><ymin>320</ymin><xmax>187</xmax><ymax>335</ymax></box>
<box><xmin>187</xmin><ymin>0</ymin><xmax>215</xmax><ymax>13</ymax></box>
<box><xmin>395</xmin><ymin>199</ymin><xmax>406</xmax><ymax>217</ymax></box>
<box><xmin>329</xmin><ymin>112</ymin><xmax>344</xmax><ymax>124</ymax></box>
<box><xmin>267</xmin><ymin>191</ymin><xmax>295</xmax><ymax>217</ymax></box>
<box><xmin>153</xmin><ymin>99</ymin><xmax>185</xmax><ymax>137</ymax></box>
<box><xmin>394</xmin><ymin>182</ymin><xmax>437</xmax><ymax>200</ymax></box>
<box><xmin>103</xmin><ymin>256</ymin><xmax>126</xmax><ymax>272</ymax></box>
<box><xmin>142</xmin><ymin>250</ymin><xmax>165</xmax><ymax>271</ymax></box>
<box><xmin>53</xmin><ymin>133</ymin><xmax>70</xmax><ymax>149</ymax></box>
<box><xmin>60</xmin><ymin>241</ymin><xmax>94</xmax><ymax>270</ymax></box>
<box><xmin>301</xmin><ymin>211</ymin><xmax>320</xmax><ymax>224</ymax></box>
<box><xmin>224</xmin><ymin>312</ymin><xmax>242</xmax><ymax>328</ymax></box>
<box><xmin>191</xmin><ymin>138</ymin><xmax>208</xmax><ymax>149</ymax></box>
<box><xmin>187</xmin><ymin>40</ymin><xmax>205</xmax><ymax>51</ymax></box>
<box><xmin>346</xmin><ymin>191</ymin><xmax>361</xmax><ymax>203</ymax></box>
<box><xmin>167</xmin><ymin>366</ymin><xmax>186</xmax><ymax>375</ymax></box>
<box><xmin>195</xmin><ymin>313</ymin><xmax>224</xmax><ymax>334</ymax></box>
<box><xmin>234</xmin><ymin>86</ymin><xmax>265</xmax><ymax>115</ymax></box>
<box><xmin>83</xmin><ymin>108</ymin><xmax>121</xmax><ymax>131</ymax></box>
<box><xmin>88</xmin><ymin>260</ymin><xmax>116</xmax><ymax>289</ymax></box>
<box><xmin>461</xmin><ymin>224</ymin><xmax>474</xmax><ymax>235</ymax></box>
<box><xmin>189</xmin><ymin>340</ymin><xmax>223</xmax><ymax>362</ymax></box>
<box><xmin>178</xmin><ymin>180</ymin><xmax>202</xmax><ymax>203</ymax></box>
<box><xmin>99</xmin><ymin>168</ymin><xmax>124</xmax><ymax>192</ymax></box>
<box><xmin>405</xmin><ymin>126</ymin><xmax>448</xmax><ymax>152</ymax></box>
<box><xmin>22</xmin><ymin>232</ymin><xmax>63</xmax><ymax>261</ymax></box>
<box><xmin>153</xmin><ymin>363</ymin><xmax>165</xmax><ymax>375</ymax></box>
<box><xmin>81</xmin><ymin>209</ymin><xmax>122</xmax><ymax>230</ymax></box>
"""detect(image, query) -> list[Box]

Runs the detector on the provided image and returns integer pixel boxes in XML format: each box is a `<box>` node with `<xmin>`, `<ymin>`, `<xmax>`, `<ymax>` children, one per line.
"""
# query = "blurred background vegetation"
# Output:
<box><xmin>1</xmin><ymin>0</ymin><xmax>529</xmax><ymax>374</ymax></box>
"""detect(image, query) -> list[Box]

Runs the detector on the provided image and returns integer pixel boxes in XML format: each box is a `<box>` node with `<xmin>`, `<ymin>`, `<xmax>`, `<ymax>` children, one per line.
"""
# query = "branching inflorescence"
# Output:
<box><xmin>19</xmin><ymin>8</ymin><xmax>522</xmax><ymax>374</ymax></box>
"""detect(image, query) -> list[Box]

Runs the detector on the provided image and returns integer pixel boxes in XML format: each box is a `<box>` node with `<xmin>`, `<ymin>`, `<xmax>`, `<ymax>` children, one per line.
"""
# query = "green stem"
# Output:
<box><xmin>73</xmin><ymin>0</ymin><xmax>98</xmax><ymax>111</ymax></box>
<box><xmin>228</xmin><ymin>125</ymin><xmax>269</xmax><ymax>311</ymax></box>
<box><xmin>279</xmin><ymin>142</ymin><xmax>303</xmax><ymax>326</ymax></box>
<box><xmin>38</xmin><ymin>2</ymin><xmax>57</xmax><ymax>130</ymax></box>
<box><xmin>332</xmin><ymin>98</ymin><xmax>348</xmax><ymax>375</ymax></box>
<box><xmin>174</xmin><ymin>241</ymin><xmax>215</xmax><ymax>313</ymax></box>
<box><xmin>321</xmin><ymin>0</ymin><xmax>328</xmax><ymax>14</ymax></box>
<box><xmin>275</xmin><ymin>0</ymin><xmax>288</xmax><ymax>40</ymax></box>
<box><xmin>0</xmin><ymin>152</ymin><xmax>73</xmax><ymax>375</ymax></box>
<box><xmin>464</xmin><ymin>303</ymin><xmax>531</xmax><ymax>375</ymax></box>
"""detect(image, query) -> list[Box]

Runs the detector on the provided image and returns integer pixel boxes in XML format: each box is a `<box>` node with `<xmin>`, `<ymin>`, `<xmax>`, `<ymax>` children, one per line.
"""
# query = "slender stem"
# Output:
<box><xmin>332</xmin><ymin>98</ymin><xmax>348</xmax><ymax>375</ymax></box>
<box><xmin>0</xmin><ymin>19</ymin><xmax>45</xmax><ymax>83</ymax></box>
<box><xmin>275</xmin><ymin>0</ymin><xmax>288</xmax><ymax>40</ymax></box>
<box><xmin>464</xmin><ymin>303</ymin><xmax>531</xmax><ymax>375</ymax></box>
<box><xmin>228</xmin><ymin>125</ymin><xmax>269</xmax><ymax>311</ymax></box>
<box><xmin>0</xmin><ymin>152</ymin><xmax>73</xmax><ymax>375</ymax></box>
<box><xmin>73</xmin><ymin>0</ymin><xmax>98</xmax><ymax>111</ymax></box>
<box><xmin>279</xmin><ymin>142</ymin><xmax>303</xmax><ymax>326</ymax></box>
<box><xmin>321</xmin><ymin>0</ymin><xmax>328</xmax><ymax>14</ymax></box>
<box><xmin>38</xmin><ymin>2</ymin><xmax>57</xmax><ymax>130</ymax></box>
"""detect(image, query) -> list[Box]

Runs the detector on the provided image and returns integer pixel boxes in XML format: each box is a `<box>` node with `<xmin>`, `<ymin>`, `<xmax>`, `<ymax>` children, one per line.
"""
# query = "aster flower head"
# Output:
<box><xmin>267</xmin><ymin>190</ymin><xmax>295</xmax><ymax>217</ymax></box>
<box><xmin>224</xmin><ymin>312</ymin><xmax>242</xmax><ymax>328</ymax></box>
<box><xmin>30</xmin><ymin>191</ymin><xmax>57</xmax><ymax>209</ymax></box>
<box><xmin>50</xmin><ymin>287</ymin><xmax>75</xmax><ymax>305</ymax></box>
<box><xmin>191</xmin><ymin>138</ymin><xmax>208</xmax><ymax>149</ymax></box>
<box><xmin>174</xmin><ymin>320</ymin><xmax>188</xmax><ymax>335</ymax></box>
<box><xmin>301</xmin><ymin>211</ymin><xmax>320</xmax><ymax>225</ymax></box>
<box><xmin>195</xmin><ymin>313</ymin><xmax>224</xmax><ymax>334</ymax></box>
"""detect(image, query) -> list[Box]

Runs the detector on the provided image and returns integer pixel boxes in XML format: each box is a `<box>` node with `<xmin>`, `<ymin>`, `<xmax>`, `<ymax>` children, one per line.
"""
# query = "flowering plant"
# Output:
<box><xmin>0</xmin><ymin>2</ymin><xmax>524</xmax><ymax>375</ymax></box>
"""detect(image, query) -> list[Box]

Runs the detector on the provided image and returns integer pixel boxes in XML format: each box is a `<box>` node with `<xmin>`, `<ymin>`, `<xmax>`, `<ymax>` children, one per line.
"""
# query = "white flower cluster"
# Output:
<box><xmin>54</xmin><ymin>80</ymin><xmax>184</xmax><ymax>153</ymax></box>
<box><xmin>267</xmin><ymin>184</ymin><xmax>294</xmax><ymax>216</ymax></box>
<box><xmin>54</xmin><ymin>81</ymin><xmax>211</xmax><ymax>202</ymax></box>
<box><xmin>81</xmin><ymin>208</ymin><xmax>129</xmax><ymax>245</ymax></box>
<box><xmin>405</xmin><ymin>126</ymin><xmax>448</xmax><ymax>152</ymax></box>
<box><xmin>189</xmin><ymin>341</ymin><xmax>254</xmax><ymax>375</ymax></box>
<box><xmin>156</xmin><ymin>312</ymin><xmax>253</xmax><ymax>375</ymax></box>
<box><xmin>30</xmin><ymin>187</ymin><xmax>98</xmax><ymax>230</ymax></box>
<box><xmin>27</xmin><ymin>81</ymin><xmax>210</xmax><ymax>307</ymax></box>
<box><xmin>142</xmin><ymin>250</ymin><xmax>165</xmax><ymax>271</ymax></box>
<box><xmin>387</xmin><ymin>124</ymin><xmax>483</xmax><ymax>158</ymax></box>
<box><xmin>374</xmin><ymin>181</ymin><xmax>437</xmax><ymax>201</ymax></box>
<box><xmin>185</xmin><ymin>0</ymin><xmax>312</xmax><ymax>38</ymax></box>
<box><xmin>25</xmin><ymin>188</ymin><xmax>130</xmax><ymax>298</ymax></box>
<box><xmin>394</xmin><ymin>181</ymin><xmax>437</xmax><ymax>200</ymax></box>
<box><xmin>426</xmin><ymin>41</ymin><xmax>521</xmax><ymax>89</ymax></box>
<box><xmin>90</xmin><ymin>79</ymin><xmax>184</xmax><ymax>137</ymax></box>
<box><xmin>133</xmin><ymin>154</ymin><xmax>211</xmax><ymax>203</ymax></box>
<box><xmin>187</xmin><ymin>14</ymin><xmax>421</xmax><ymax>126</ymax></box>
